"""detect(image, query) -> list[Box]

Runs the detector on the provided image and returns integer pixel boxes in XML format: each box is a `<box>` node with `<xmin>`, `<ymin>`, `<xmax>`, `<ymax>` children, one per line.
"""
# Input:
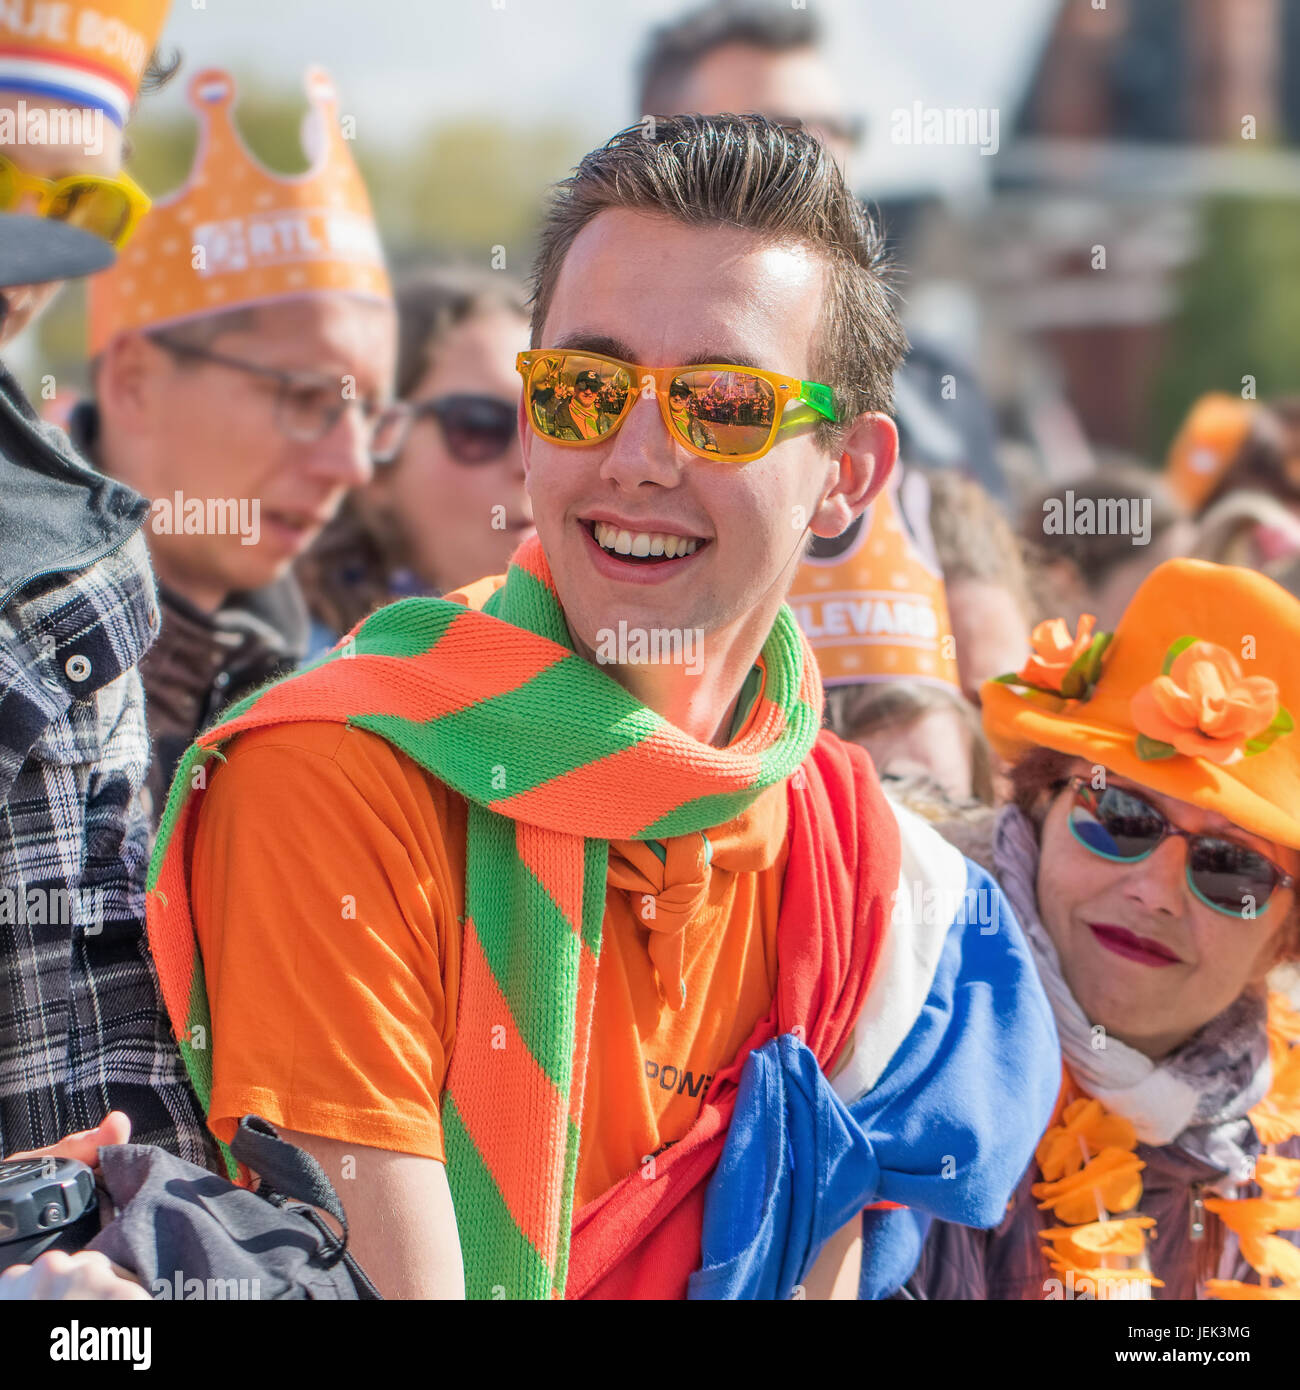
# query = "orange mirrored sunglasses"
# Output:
<box><xmin>516</xmin><ymin>348</ymin><xmax>836</xmax><ymax>464</ymax></box>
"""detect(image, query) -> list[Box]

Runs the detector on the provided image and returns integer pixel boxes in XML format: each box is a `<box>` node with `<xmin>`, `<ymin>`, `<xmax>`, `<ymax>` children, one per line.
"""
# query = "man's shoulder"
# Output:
<box><xmin>217</xmin><ymin>719</ymin><xmax>464</xmax><ymax>814</ymax></box>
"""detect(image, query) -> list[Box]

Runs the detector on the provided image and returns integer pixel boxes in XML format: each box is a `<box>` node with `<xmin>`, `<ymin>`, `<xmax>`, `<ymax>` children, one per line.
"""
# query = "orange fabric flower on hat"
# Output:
<box><xmin>1131</xmin><ymin>640</ymin><xmax>1280</xmax><ymax>765</ymax></box>
<box><xmin>1018</xmin><ymin>615</ymin><xmax>1096</xmax><ymax>695</ymax></box>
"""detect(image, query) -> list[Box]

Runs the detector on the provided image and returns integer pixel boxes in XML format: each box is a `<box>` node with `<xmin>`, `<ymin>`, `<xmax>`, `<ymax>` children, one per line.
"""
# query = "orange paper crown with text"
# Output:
<box><xmin>787</xmin><ymin>470</ymin><xmax>961</xmax><ymax>691</ymax></box>
<box><xmin>88</xmin><ymin>66</ymin><xmax>390</xmax><ymax>356</ymax></box>
<box><xmin>0</xmin><ymin>0</ymin><xmax>171</xmax><ymax>125</ymax></box>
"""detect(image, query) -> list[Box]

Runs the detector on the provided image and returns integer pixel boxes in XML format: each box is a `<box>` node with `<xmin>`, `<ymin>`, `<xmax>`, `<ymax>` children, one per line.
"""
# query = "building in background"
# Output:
<box><xmin>979</xmin><ymin>0</ymin><xmax>1300</xmax><ymax>476</ymax></box>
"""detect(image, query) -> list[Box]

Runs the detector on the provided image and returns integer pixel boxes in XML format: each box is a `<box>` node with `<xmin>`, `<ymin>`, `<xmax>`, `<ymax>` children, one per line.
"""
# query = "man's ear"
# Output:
<box><xmin>808</xmin><ymin>412</ymin><xmax>898</xmax><ymax>539</ymax></box>
<box><xmin>97</xmin><ymin>332</ymin><xmax>163</xmax><ymax>435</ymax></box>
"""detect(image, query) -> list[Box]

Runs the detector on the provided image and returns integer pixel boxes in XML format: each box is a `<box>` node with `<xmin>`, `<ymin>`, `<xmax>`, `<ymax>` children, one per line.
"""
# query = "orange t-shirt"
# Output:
<box><xmin>189</xmin><ymin>720</ymin><xmax>788</xmax><ymax>1208</ymax></box>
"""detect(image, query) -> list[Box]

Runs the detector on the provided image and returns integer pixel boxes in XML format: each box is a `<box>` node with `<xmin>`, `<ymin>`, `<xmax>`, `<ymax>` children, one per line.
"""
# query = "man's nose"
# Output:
<box><xmin>305</xmin><ymin>401</ymin><xmax>374</xmax><ymax>489</ymax></box>
<box><xmin>599</xmin><ymin>391</ymin><xmax>680</xmax><ymax>490</ymax></box>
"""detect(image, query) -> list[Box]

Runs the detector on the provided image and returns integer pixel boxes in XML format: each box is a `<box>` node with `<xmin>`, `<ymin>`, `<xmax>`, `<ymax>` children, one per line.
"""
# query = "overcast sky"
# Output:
<box><xmin>151</xmin><ymin>0</ymin><xmax>1059</xmax><ymax>196</ymax></box>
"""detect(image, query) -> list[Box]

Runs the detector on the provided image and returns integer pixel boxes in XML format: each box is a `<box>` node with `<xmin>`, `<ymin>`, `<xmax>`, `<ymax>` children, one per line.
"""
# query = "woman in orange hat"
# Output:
<box><xmin>906</xmin><ymin>557</ymin><xmax>1300</xmax><ymax>1300</ymax></box>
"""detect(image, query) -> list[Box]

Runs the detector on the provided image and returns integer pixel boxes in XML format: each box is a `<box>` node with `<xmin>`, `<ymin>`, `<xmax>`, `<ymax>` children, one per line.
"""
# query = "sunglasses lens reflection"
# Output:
<box><xmin>525</xmin><ymin>354</ymin><xmax>630</xmax><ymax>444</ymax></box>
<box><xmin>669</xmin><ymin>369</ymin><xmax>775</xmax><ymax>457</ymax></box>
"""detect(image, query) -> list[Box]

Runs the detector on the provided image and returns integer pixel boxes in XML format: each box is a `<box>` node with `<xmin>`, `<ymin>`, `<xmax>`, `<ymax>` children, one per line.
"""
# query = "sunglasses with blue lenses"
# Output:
<box><xmin>1065</xmin><ymin>777</ymin><xmax>1295</xmax><ymax>918</ymax></box>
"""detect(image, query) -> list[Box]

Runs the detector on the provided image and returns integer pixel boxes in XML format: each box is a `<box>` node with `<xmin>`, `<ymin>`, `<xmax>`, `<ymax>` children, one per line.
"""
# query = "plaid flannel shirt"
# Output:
<box><xmin>0</xmin><ymin>367</ymin><xmax>209</xmax><ymax>1161</ymax></box>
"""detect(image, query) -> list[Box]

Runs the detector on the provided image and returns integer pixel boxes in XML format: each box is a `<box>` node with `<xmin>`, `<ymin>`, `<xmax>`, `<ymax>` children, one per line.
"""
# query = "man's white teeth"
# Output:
<box><xmin>592</xmin><ymin>521</ymin><xmax>699</xmax><ymax>557</ymax></box>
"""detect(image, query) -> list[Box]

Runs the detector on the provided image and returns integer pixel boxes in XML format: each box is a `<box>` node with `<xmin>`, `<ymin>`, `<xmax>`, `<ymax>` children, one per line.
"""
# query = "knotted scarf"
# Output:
<box><xmin>146</xmin><ymin>535</ymin><xmax>834</xmax><ymax>1299</ymax></box>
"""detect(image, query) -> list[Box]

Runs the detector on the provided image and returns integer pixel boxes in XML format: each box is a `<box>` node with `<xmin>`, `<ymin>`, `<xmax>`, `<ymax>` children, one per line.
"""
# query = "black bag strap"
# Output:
<box><xmin>229</xmin><ymin>1115</ymin><xmax>382</xmax><ymax>1300</ymax></box>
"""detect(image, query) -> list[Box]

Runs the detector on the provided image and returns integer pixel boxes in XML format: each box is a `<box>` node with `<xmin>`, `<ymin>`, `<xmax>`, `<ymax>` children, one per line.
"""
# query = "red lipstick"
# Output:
<box><xmin>1087</xmin><ymin>922</ymin><xmax>1182</xmax><ymax>968</ymax></box>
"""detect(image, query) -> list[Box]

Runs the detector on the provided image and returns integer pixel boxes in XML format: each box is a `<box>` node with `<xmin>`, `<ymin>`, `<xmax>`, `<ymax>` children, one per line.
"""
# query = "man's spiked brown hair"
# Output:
<box><xmin>529</xmin><ymin>114</ymin><xmax>907</xmax><ymax>451</ymax></box>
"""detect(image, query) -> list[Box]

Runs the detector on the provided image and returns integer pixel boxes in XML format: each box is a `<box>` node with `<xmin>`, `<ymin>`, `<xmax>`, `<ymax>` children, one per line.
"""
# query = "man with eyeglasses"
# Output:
<box><xmin>79</xmin><ymin>65</ymin><xmax>397</xmax><ymax>826</ymax></box>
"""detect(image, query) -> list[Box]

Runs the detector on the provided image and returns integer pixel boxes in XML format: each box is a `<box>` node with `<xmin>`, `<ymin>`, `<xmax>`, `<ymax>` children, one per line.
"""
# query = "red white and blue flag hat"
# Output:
<box><xmin>0</xmin><ymin>0</ymin><xmax>172</xmax><ymax>127</ymax></box>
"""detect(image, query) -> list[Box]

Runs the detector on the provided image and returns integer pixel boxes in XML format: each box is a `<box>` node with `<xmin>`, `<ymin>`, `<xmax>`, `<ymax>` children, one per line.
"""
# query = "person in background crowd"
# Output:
<box><xmin>1166</xmin><ymin>393</ymin><xmax>1300</xmax><ymax>598</ymax></box>
<box><xmin>635</xmin><ymin>0</ymin><xmax>1008</xmax><ymax>505</ymax></box>
<box><xmin>299</xmin><ymin>267</ymin><xmax>532</xmax><ymax>647</ymax></box>
<box><xmin>0</xmin><ymin>0</ymin><xmax>211</xmax><ymax>1179</ymax></box>
<box><xmin>907</xmin><ymin>559</ymin><xmax>1300</xmax><ymax>1300</ymax></box>
<box><xmin>147</xmin><ymin>116</ymin><xmax>1059</xmax><ymax>1301</ymax></box>
<box><xmin>1023</xmin><ymin>465</ymin><xmax>1196</xmax><ymax>631</ymax></box>
<box><xmin>80</xmin><ymin>67</ymin><xmax>397</xmax><ymax>825</ymax></box>
<box><xmin>924</xmin><ymin>469</ymin><xmax>1033</xmax><ymax>706</ymax></box>
<box><xmin>789</xmin><ymin>469</ymin><xmax>991</xmax><ymax>806</ymax></box>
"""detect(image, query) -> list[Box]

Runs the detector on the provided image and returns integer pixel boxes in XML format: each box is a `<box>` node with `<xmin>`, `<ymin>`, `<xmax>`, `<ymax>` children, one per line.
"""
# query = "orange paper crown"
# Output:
<box><xmin>88</xmin><ymin>66</ymin><xmax>390</xmax><ymax>355</ymax></box>
<box><xmin>0</xmin><ymin>0</ymin><xmax>170</xmax><ymax>125</ymax></box>
<box><xmin>787</xmin><ymin>470</ymin><xmax>961</xmax><ymax>692</ymax></box>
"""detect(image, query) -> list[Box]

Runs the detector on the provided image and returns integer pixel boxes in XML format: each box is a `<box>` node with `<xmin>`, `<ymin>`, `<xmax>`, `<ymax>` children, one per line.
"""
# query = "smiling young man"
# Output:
<box><xmin>80</xmin><ymin>67</ymin><xmax>397</xmax><ymax>823</ymax></box>
<box><xmin>147</xmin><ymin>116</ymin><xmax>1059</xmax><ymax>1300</ymax></box>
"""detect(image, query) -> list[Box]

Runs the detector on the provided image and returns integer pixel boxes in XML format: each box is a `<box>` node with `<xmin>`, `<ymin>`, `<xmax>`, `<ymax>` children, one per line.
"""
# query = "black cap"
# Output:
<box><xmin>0</xmin><ymin>214</ymin><xmax>115</xmax><ymax>289</ymax></box>
<box><xmin>573</xmin><ymin>370</ymin><xmax>602</xmax><ymax>392</ymax></box>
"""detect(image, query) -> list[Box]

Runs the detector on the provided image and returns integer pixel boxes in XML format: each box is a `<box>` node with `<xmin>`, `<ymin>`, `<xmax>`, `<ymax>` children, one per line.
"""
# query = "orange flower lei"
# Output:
<box><xmin>1037</xmin><ymin>994</ymin><xmax>1300</xmax><ymax>1300</ymax></box>
<box><xmin>1204</xmin><ymin>993</ymin><xmax>1300</xmax><ymax>1300</ymax></box>
<box><xmin>1034</xmin><ymin>1092</ymin><xmax>1164</xmax><ymax>1297</ymax></box>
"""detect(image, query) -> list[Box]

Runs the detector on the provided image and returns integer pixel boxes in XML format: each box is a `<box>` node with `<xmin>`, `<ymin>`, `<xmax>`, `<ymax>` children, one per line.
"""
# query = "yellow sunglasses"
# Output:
<box><xmin>516</xmin><ymin>348</ymin><xmax>836</xmax><ymax>464</ymax></box>
<box><xmin>0</xmin><ymin>152</ymin><xmax>151</xmax><ymax>249</ymax></box>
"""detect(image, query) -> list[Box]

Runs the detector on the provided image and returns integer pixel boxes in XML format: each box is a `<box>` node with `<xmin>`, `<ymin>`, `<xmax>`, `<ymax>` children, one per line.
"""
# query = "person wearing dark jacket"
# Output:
<box><xmin>906</xmin><ymin>559</ymin><xmax>1300</xmax><ymax>1300</ymax></box>
<box><xmin>0</xmin><ymin>209</ymin><xmax>210</xmax><ymax>1166</ymax></box>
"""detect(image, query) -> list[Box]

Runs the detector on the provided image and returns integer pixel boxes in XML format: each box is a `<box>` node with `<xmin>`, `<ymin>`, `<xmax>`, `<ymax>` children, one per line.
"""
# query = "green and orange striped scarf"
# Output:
<box><xmin>146</xmin><ymin>535</ymin><xmax>823</xmax><ymax>1298</ymax></box>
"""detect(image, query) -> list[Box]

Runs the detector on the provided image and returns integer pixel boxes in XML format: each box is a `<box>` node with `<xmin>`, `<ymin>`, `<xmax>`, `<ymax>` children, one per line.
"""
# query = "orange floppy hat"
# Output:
<box><xmin>982</xmin><ymin>558</ymin><xmax>1300</xmax><ymax>850</ymax></box>
<box><xmin>88</xmin><ymin>65</ymin><xmax>390</xmax><ymax>355</ymax></box>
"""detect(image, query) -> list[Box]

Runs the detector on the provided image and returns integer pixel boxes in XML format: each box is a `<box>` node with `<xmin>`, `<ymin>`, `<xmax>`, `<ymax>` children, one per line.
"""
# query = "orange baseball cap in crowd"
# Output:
<box><xmin>787</xmin><ymin>469</ymin><xmax>961</xmax><ymax>693</ymax></box>
<box><xmin>0</xmin><ymin>0</ymin><xmax>170</xmax><ymax>125</ymax></box>
<box><xmin>87</xmin><ymin>65</ymin><xmax>391</xmax><ymax>355</ymax></box>
<box><xmin>982</xmin><ymin>558</ymin><xmax>1300</xmax><ymax>850</ymax></box>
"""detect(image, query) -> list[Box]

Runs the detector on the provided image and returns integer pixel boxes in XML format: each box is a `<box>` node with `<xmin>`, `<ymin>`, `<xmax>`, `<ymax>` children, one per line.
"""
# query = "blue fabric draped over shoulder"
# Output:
<box><xmin>687</xmin><ymin>858</ymin><xmax>1060</xmax><ymax>1300</ymax></box>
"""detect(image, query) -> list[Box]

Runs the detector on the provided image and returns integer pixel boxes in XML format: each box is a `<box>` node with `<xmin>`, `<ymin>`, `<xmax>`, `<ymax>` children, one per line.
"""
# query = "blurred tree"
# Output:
<box><xmin>1151</xmin><ymin>195</ymin><xmax>1300</xmax><ymax>456</ymax></box>
<box><xmin>358</xmin><ymin>118</ymin><xmax>578</xmax><ymax>273</ymax></box>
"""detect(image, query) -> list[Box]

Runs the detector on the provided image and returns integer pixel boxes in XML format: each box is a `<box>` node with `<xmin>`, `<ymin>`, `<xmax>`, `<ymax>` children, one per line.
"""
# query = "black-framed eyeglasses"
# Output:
<box><xmin>150</xmin><ymin>333</ymin><xmax>407</xmax><ymax>457</ymax></box>
<box><xmin>1063</xmin><ymin>776</ymin><xmax>1295</xmax><ymax>918</ymax></box>
<box><xmin>373</xmin><ymin>393</ymin><xmax>517</xmax><ymax>467</ymax></box>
